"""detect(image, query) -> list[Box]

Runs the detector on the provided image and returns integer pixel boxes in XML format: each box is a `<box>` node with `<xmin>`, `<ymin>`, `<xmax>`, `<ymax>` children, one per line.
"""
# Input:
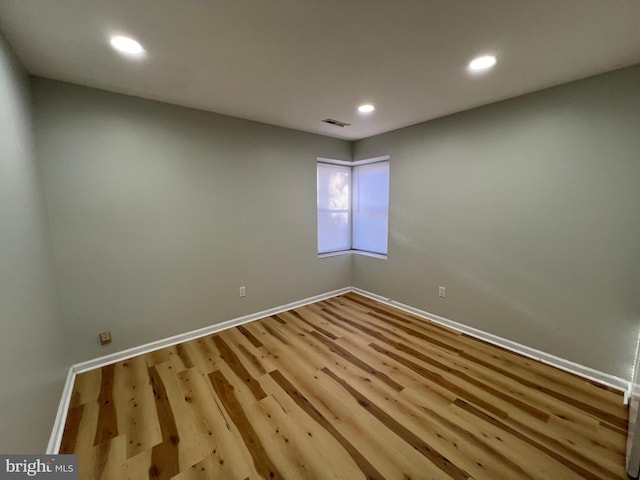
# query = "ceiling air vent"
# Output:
<box><xmin>322</xmin><ymin>118</ymin><xmax>351</xmax><ymax>127</ymax></box>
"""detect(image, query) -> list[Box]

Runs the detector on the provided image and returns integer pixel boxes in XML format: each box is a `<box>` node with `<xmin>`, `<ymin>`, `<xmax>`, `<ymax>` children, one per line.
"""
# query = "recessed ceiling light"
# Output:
<box><xmin>110</xmin><ymin>35</ymin><xmax>145</xmax><ymax>56</ymax></box>
<box><xmin>468</xmin><ymin>55</ymin><xmax>497</xmax><ymax>72</ymax></box>
<box><xmin>358</xmin><ymin>104</ymin><xmax>375</xmax><ymax>113</ymax></box>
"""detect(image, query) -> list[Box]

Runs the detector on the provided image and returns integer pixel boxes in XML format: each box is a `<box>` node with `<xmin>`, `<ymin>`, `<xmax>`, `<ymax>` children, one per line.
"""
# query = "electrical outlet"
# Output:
<box><xmin>239</xmin><ymin>286</ymin><xmax>246</xmax><ymax>297</ymax></box>
<box><xmin>99</xmin><ymin>330</ymin><xmax>112</xmax><ymax>345</ymax></box>
<box><xmin>439</xmin><ymin>286</ymin><xmax>446</xmax><ymax>298</ymax></box>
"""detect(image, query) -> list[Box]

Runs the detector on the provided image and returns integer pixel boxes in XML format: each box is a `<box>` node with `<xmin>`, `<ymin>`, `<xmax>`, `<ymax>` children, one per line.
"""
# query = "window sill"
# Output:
<box><xmin>318</xmin><ymin>250</ymin><xmax>387</xmax><ymax>260</ymax></box>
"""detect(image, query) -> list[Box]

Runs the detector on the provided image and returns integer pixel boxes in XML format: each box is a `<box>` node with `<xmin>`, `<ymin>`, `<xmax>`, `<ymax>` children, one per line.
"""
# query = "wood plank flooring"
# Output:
<box><xmin>60</xmin><ymin>293</ymin><xmax>629</xmax><ymax>479</ymax></box>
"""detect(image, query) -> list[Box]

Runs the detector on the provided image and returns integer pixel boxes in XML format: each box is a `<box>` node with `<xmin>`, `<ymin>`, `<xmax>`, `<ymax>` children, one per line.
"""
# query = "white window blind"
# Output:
<box><xmin>352</xmin><ymin>161</ymin><xmax>389</xmax><ymax>254</ymax></box>
<box><xmin>317</xmin><ymin>163</ymin><xmax>351</xmax><ymax>254</ymax></box>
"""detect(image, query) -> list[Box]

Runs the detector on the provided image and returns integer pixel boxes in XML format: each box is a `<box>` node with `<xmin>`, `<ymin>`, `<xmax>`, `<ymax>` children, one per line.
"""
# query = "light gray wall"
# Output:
<box><xmin>33</xmin><ymin>78</ymin><xmax>351</xmax><ymax>362</ymax></box>
<box><xmin>0</xmin><ymin>36</ymin><xmax>66</xmax><ymax>452</ymax></box>
<box><xmin>352</xmin><ymin>65</ymin><xmax>640</xmax><ymax>379</ymax></box>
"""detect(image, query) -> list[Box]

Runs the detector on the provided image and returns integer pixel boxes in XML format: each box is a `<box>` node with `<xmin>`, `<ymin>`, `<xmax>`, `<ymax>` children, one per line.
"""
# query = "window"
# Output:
<box><xmin>317</xmin><ymin>156</ymin><xmax>389</xmax><ymax>256</ymax></box>
<box><xmin>317</xmin><ymin>163</ymin><xmax>351</xmax><ymax>254</ymax></box>
<box><xmin>352</xmin><ymin>161</ymin><xmax>389</xmax><ymax>254</ymax></box>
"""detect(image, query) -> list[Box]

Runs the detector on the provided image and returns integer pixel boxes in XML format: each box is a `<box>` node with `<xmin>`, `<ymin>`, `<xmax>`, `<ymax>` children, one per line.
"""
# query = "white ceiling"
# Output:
<box><xmin>1</xmin><ymin>1</ymin><xmax>639</xmax><ymax>140</ymax></box>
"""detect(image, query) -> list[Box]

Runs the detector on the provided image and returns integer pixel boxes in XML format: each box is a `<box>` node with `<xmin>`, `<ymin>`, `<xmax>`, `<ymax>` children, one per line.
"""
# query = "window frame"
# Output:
<box><xmin>317</xmin><ymin>155</ymin><xmax>390</xmax><ymax>259</ymax></box>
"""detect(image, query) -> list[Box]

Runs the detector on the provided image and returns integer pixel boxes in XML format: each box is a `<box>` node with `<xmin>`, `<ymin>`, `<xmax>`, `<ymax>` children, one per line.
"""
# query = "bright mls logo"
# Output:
<box><xmin>0</xmin><ymin>455</ymin><xmax>77</xmax><ymax>479</ymax></box>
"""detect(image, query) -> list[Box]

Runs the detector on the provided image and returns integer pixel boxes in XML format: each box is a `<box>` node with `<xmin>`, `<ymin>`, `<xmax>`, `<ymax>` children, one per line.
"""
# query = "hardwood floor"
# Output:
<box><xmin>60</xmin><ymin>293</ymin><xmax>629</xmax><ymax>479</ymax></box>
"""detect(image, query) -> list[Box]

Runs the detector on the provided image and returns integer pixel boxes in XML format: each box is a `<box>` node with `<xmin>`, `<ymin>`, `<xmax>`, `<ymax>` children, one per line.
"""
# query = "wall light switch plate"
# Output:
<box><xmin>99</xmin><ymin>330</ymin><xmax>112</xmax><ymax>345</ymax></box>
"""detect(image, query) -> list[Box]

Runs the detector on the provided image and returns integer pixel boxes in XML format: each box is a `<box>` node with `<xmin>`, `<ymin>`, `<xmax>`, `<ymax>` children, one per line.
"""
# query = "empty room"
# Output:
<box><xmin>1</xmin><ymin>1</ymin><xmax>640</xmax><ymax>479</ymax></box>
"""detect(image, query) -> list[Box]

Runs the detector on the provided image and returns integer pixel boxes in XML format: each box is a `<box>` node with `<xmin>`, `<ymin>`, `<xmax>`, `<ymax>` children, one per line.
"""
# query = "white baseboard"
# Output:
<box><xmin>48</xmin><ymin>284</ymin><xmax>630</xmax><ymax>453</ymax></box>
<box><xmin>46</xmin><ymin>286</ymin><xmax>350</xmax><ymax>453</ymax></box>
<box><xmin>72</xmin><ymin>287</ymin><xmax>352</xmax><ymax>374</ymax></box>
<box><xmin>351</xmin><ymin>287</ymin><xmax>630</xmax><ymax>396</ymax></box>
